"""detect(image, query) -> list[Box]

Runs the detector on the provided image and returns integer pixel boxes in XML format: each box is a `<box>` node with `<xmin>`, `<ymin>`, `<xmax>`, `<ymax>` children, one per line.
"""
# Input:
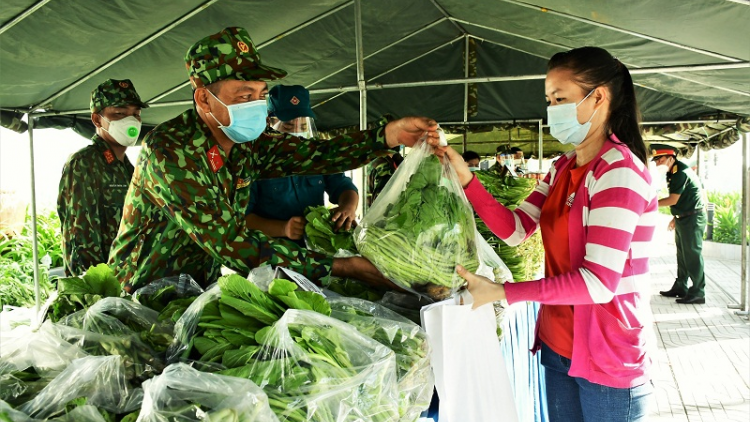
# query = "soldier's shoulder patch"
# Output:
<box><xmin>103</xmin><ymin>150</ymin><xmax>115</xmax><ymax>164</ymax></box>
<box><xmin>207</xmin><ymin>145</ymin><xmax>224</xmax><ymax>173</ymax></box>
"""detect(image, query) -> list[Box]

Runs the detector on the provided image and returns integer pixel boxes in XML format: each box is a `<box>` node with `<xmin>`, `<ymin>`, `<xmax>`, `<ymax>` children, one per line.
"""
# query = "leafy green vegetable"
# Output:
<box><xmin>50</xmin><ymin>263</ymin><xmax>122</xmax><ymax>322</ymax></box>
<box><xmin>356</xmin><ymin>153</ymin><xmax>479</xmax><ymax>300</ymax></box>
<box><xmin>304</xmin><ymin>205</ymin><xmax>358</xmax><ymax>255</ymax></box>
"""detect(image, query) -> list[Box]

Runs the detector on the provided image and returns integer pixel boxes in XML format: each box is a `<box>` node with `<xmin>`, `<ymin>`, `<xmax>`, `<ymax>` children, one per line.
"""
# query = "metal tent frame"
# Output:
<box><xmin>7</xmin><ymin>0</ymin><xmax>748</xmax><ymax>320</ymax></box>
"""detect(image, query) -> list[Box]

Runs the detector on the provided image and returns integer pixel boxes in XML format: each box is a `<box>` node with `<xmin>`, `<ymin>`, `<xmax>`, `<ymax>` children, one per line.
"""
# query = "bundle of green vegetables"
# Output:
<box><xmin>355</xmin><ymin>142</ymin><xmax>479</xmax><ymax>300</ymax></box>
<box><xmin>170</xmin><ymin>275</ymin><xmax>403</xmax><ymax>422</ymax></box>
<box><xmin>49</xmin><ymin>264</ymin><xmax>122</xmax><ymax>323</ymax></box>
<box><xmin>304</xmin><ymin>205</ymin><xmax>358</xmax><ymax>255</ymax></box>
<box><xmin>472</xmin><ymin>171</ymin><xmax>543</xmax><ymax>282</ymax></box>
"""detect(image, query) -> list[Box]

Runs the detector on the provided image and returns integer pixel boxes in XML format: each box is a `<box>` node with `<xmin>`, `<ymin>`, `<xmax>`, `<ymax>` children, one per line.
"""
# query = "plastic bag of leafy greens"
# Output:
<box><xmin>303</xmin><ymin>205</ymin><xmax>359</xmax><ymax>256</ymax></box>
<box><xmin>328</xmin><ymin>297</ymin><xmax>433</xmax><ymax>422</ymax></box>
<box><xmin>139</xmin><ymin>363</ymin><xmax>279</xmax><ymax>422</ymax></box>
<box><xmin>166</xmin><ymin>285</ymin><xmax>222</xmax><ymax>364</ymax></box>
<box><xmin>132</xmin><ymin>274</ymin><xmax>205</xmax><ymax>313</ymax></box>
<box><xmin>354</xmin><ymin>139</ymin><xmax>485</xmax><ymax>301</ymax></box>
<box><xmin>54</xmin><ymin>298</ymin><xmax>172</xmax><ymax>381</ymax></box>
<box><xmin>19</xmin><ymin>355</ymin><xmax>136</xmax><ymax>420</ymax></box>
<box><xmin>218</xmin><ymin>309</ymin><xmax>399</xmax><ymax>422</ymax></box>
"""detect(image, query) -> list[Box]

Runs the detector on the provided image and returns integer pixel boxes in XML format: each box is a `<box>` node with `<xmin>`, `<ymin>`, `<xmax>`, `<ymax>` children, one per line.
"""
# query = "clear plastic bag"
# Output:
<box><xmin>132</xmin><ymin>274</ymin><xmax>205</xmax><ymax>313</ymax></box>
<box><xmin>354</xmin><ymin>140</ymin><xmax>487</xmax><ymax>300</ymax></box>
<box><xmin>19</xmin><ymin>355</ymin><xmax>135</xmax><ymax>420</ymax></box>
<box><xmin>328</xmin><ymin>297</ymin><xmax>434</xmax><ymax>422</ymax></box>
<box><xmin>166</xmin><ymin>285</ymin><xmax>222</xmax><ymax>365</ymax></box>
<box><xmin>139</xmin><ymin>363</ymin><xmax>279</xmax><ymax>422</ymax></box>
<box><xmin>219</xmin><ymin>309</ymin><xmax>399</xmax><ymax>422</ymax></box>
<box><xmin>54</xmin><ymin>297</ymin><xmax>172</xmax><ymax>382</ymax></box>
<box><xmin>0</xmin><ymin>321</ymin><xmax>87</xmax><ymax>406</ymax></box>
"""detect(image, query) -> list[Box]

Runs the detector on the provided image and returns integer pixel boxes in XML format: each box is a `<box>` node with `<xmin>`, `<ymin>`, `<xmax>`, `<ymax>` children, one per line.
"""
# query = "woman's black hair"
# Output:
<box><xmin>547</xmin><ymin>47</ymin><xmax>647</xmax><ymax>164</ymax></box>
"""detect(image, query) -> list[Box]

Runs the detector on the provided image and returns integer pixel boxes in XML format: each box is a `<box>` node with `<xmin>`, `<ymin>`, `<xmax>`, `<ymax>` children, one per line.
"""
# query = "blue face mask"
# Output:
<box><xmin>207</xmin><ymin>90</ymin><xmax>268</xmax><ymax>143</ymax></box>
<box><xmin>547</xmin><ymin>89</ymin><xmax>598</xmax><ymax>146</ymax></box>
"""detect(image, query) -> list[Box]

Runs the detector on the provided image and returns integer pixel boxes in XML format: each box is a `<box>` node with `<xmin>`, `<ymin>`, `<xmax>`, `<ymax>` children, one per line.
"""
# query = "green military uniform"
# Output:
<box><xmin>667</xmin><ymin>160</ymin><xmax>706</xmax><ymax>298</ymax></box>
<box><xmin>58</xmin><ymin>136</ymin><xmax>134</xmax><ymax>276</ymax></box>
<box><xmin>108</xmin><ymin>27</ymin><xmax>392</xmax><ymax>291</ymax></box>
<box><xmin>366</xmin><ymin>153</ymin><xmax>401</xmax><ymax>207</ymax></box>
<box><xmin>57</xmin><ymin>79</ymin><xmax>147</xmax><ymax>276</ymax></box>
<box><xmin>653</xmin><ymin>144</ymin><xmax>707</xmax><ymax>300</ymax></box>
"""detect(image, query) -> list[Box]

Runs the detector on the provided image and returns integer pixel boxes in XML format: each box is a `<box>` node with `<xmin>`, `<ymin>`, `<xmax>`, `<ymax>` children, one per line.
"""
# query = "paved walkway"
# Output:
<box><xmin>648</xmin><ymin>215</ymin><xmax>750</xmax><ymax>421</ymax></box>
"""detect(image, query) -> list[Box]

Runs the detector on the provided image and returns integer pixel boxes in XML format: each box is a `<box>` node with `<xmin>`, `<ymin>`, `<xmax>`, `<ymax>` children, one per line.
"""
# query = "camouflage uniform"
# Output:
<box><xmin>57</xmin><ymin>79</ymin><xmax>147</xmax><ymax>276</ymax></box>
<box><xmin>366</xmin><ymin>153</ymin><xmax>402</xmax><ymax>207</ymax></box>
<box><xmin>108</xmin><ymin>27</ymin><xmax>392</xmax><ymax>290</ymax></box>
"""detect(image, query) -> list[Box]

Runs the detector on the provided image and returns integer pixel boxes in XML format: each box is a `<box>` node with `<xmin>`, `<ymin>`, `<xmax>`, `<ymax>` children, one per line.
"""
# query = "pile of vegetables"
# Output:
<box><xmin>473</xmin><ymin>171</ymin><xmax>544</xmax><ymax>282</ymax></box>
<box><xmin>356</xmin><ymin>151</ymin><xmax>479</xmax><ymax>300</ymax></box>
<box><xmin>0</xmin><ymin>210</ymin><xmax>63</xmax><ymax>308</ymax></box>
<box><xmin>2</xmin><ymin>265</ymin><xmax>432</xmax><ymax>421</ymax></box>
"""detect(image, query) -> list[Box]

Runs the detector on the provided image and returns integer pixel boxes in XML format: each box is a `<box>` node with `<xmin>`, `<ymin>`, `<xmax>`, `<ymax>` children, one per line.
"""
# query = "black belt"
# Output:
<box><xmin>674</xmin><ymin>209</ymin><xmax>704</xmax><ymax>219</ymax></box>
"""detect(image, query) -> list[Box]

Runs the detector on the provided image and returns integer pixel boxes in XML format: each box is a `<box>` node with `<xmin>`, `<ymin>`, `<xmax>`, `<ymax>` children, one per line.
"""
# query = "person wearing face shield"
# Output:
<box><xmin>107</xmin><ymin>27</ymin><xmax>440</xmax><ymax>293</ymax></box>
<box><xmin>246</xmin><ymin>85</ymin><xmax>359</xmax><ymax>243</ymax></box>
<box><xmin>651</xmin><ymin>144</ymin><xmax>707</xmax><ymax>304</ymax></box>
<box><xmin>430</xmin><ymin>47</ymin><xmax>657</xmax><ymax>421</ymax></box>
<box><xmin>56</xmin><ymin>78</ymin><xmax>148</xmax><ymax>276</ymax></box>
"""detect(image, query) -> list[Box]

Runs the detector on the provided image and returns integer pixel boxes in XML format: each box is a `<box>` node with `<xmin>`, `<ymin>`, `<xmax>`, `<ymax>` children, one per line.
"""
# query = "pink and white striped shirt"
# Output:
<box><xmin>465</xmin><ymin>135</ymin><xmax>658</xmax><ymax>388</ymax></box>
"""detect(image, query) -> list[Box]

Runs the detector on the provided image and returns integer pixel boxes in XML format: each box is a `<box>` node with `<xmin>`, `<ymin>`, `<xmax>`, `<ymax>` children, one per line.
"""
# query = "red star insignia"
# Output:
<box><xmin>290</xmin><ymin>96</ymin><xmax>300</xmax><ymax>106</ymax></box>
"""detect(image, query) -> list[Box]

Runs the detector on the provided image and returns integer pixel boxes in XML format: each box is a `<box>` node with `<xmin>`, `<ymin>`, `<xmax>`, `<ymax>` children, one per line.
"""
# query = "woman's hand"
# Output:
<box><xmin>456</xmin><ymin>265</ymin><xmax>506</xmax><ymax>309</ymax></box>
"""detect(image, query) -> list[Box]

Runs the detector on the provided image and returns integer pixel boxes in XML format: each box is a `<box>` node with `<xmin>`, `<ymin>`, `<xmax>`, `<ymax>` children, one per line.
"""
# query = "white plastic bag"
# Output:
<box><xmin>138</xmin><ymin>363</ymin><xmax>279</xmax><ymax>422</ymax></box>
<box><xmin>420</xmin><ymin>293</ymin><xmax>518</xmax><ymax>422</ymax></box>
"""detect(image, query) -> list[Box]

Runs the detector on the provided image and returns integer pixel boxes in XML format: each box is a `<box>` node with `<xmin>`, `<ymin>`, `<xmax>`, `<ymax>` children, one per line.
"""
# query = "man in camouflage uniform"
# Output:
<box><xmin>57</xmin><ymin>79</ymin><xmax>148</xmax><ymax>276</ymax></box>
<box><xmin>653</xmin><ymin>144</ymin><xmax>708</xmax><ymax>304</ymax></box>
<box><xmin>108</xmin><ymin>27</ymin><xmax>437</xmax><ymax>291</ymax></box>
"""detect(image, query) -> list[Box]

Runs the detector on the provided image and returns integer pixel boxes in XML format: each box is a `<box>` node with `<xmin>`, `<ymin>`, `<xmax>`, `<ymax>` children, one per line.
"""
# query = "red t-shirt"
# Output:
<box><xmin>537</xmin><ymin>159</ymin><xmax>590</xmax><ymax>359</ymax></box>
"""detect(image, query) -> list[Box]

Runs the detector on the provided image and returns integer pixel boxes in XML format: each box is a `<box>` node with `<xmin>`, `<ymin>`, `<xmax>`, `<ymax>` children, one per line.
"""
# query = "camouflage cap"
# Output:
<box><xmin>185</xmin><ymin>27</ymin><xmax>287</xmax><ymax>89</ymax></box>
<box><xmin>90</xmin><ymin>79</ymin><xmax>149</xmax><ymax>113</ymax></box>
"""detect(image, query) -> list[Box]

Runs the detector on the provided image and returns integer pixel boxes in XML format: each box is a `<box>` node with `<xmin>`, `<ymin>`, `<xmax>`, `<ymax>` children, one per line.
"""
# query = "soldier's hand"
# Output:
<box><xmin>330</xmin><ymin>205</ymin><xmax>357</xmax><ymax>231</ymax></box>
<box><xmin>385</xmin><ymin>117</ymin><xmax>439</xmax><ymax>148</ymax></box>
<box><xmin>668</xmin><ymin>218</ymin><xmax>675</xmax><ymax>231</ymax></box>
<box><xmin>284</xmin><ymin>216</ymin><xmax>306</xmax><ymax>240</ymax></box>
<box><xmin>331</xmin><ymin>256</ymin><xmax>405</xmax><ymax>291</ymax></box>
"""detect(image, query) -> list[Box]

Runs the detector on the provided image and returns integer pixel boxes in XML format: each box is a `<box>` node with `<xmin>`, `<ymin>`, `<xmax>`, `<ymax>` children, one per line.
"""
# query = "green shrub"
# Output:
<box><xmin>706</xmin><ymin>191</ymin><xmax>745</xmax><ymax>245</ymax></box>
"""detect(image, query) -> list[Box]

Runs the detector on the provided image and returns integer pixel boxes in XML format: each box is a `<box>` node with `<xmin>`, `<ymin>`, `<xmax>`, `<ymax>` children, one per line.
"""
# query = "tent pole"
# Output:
<box><xmin>537</xmin><ymin>119</ymin><xmax>544</xmax><ymax>171</ymax></box>
<box><xmin>730</xmin><ymin>132</ymin><xmax>749</xmax><ymax>317</ymax></box>
<box><xmin>354</xmin><ymin>0</ymin><xmax>368</xmax><ymax>215</ymax></box>
<box><xmin>0</xmin><ymin>0</ymin><xmax>52</xmax><ymax>36</ymax></box>
<box><xmin>463</xmin><ymin>35</ymin><xmax>470</xmax><ymax>126</ymax></box>
<box><xmin>27</xmin><ymin>116</ymin><xmax>42</xmax><ymax>327</ymax></box>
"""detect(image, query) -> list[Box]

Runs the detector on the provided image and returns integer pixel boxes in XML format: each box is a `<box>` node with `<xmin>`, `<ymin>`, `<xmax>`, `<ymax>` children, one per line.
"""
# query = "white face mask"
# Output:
<box><xmin>655</xmin><ymin>164</ymin><xmax>670</xmax><ymax>175</ymax></box>
<box><xmin>101</xmin><ymin>115</ymin><xmax>141</xmax><ymax>147</ymax></box>
<box><xmin>547</xmin><ymin>89</ymin><xmax>598</xmax><ymax>146</ymax></box>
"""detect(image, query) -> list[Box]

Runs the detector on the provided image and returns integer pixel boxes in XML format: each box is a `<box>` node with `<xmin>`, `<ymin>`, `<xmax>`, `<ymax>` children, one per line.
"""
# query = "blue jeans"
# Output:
<box><xmin>540</xmin><ymin>342</ymin><xmax>653</xmax><ymax>422</ymax></box>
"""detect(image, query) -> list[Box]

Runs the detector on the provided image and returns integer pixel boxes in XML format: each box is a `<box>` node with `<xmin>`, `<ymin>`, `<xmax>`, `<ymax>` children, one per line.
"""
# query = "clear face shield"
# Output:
<box><xmin>270</xmin><ymin>116</ymin><xmax>318</xmax><ymax>139</ymax></box>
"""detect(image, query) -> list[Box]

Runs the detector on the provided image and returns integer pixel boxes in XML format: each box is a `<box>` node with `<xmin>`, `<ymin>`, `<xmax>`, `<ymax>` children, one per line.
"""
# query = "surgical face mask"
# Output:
<box><xmin>468</xmin><ymin>167</ymin><xmax>481</xmax><ymax>172</ymax></box>
<box><xmin>271</xmin><ymin>116</ymin><xmax>318</xmax><ymax>139</ymax></box>
<box><xmin>547</xmin><ymin>89</ymin><xmax>598</xmax><ymax>146</ymax></box>
<box><xmin>101</xmin><ymin>115</ymin><xmax>141</xmax><ymax>147</ymax></box>
<box><xmin>207</xmin><ymin>90</ymin><xmax>267</xmax><ymax>143</ymax></box>
<box><xmin>655</xmin><ymin>164</ymin><xmax>670</xmax><ymax>175</ymax></box>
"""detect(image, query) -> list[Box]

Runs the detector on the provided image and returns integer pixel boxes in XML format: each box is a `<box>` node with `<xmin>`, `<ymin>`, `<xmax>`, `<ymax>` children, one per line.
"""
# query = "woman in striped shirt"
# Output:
<box><xmin>441</xmin><ymin>47</ymin><xmax>658</xmax><ymax>422</ymax></box>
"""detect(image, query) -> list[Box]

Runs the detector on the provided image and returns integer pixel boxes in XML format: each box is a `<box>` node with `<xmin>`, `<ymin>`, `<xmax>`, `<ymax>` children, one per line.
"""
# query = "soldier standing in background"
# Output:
<box><xmin>57</xmin><ymin>79</ymin><xmax>147</xmax><ymax>276</ymax></box>
<box><xmin>653</xmin><ymin>144</ymin><xmax>708</xmax><ymax>305</ymax></box>
<box><xmin>108</xmin><ymin>27</ymin><xmax>438</xmax><ymax>292</ymax></box>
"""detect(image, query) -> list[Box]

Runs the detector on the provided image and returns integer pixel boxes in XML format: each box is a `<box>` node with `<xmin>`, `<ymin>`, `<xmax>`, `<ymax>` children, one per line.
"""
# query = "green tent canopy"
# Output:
<box><xmin>1</xmin><ymin>0</ymin><xmax>748</xmax><ymax>147</ymax></box>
